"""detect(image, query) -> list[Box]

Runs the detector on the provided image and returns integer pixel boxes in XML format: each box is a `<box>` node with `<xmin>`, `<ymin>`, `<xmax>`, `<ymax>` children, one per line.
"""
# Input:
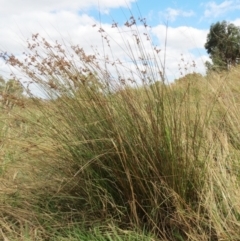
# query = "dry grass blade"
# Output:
<box><xmin>0</xmin><ymin>228</ymin><xmax>10</xmax><ymax>241</ymax></box>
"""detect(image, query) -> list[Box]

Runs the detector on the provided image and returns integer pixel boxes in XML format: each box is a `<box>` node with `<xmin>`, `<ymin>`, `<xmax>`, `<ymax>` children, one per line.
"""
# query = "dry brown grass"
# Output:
<box><xmin>0</xmin><ymin>16</ymin><xmax>240</xmax><ymax>240</ymax></box>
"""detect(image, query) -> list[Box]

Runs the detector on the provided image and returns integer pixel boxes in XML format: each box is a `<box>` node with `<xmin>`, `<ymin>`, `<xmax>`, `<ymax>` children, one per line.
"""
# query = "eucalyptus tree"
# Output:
<box><xmin>205</xmin><ymin>21</ymin><xmax>240</xmax><ymax>70</ymax></box>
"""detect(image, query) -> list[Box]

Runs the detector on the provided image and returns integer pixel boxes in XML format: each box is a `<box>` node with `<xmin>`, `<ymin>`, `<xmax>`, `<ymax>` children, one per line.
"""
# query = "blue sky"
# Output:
<box><xmin>1</xmin><ymin>0</ymin><xmax>240</xmax><ymax>84</ymax></box>
<box><xmin>87</xmin><ymin>0</ymin><xmax>240</xmax><ymax>28</ymax></box>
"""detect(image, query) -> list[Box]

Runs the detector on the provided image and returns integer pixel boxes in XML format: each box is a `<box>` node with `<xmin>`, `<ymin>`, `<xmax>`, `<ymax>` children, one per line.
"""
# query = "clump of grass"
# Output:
<box><xmin>0</xmin><ymin>14</ymin><xmax>240</xmax><ymax>240</ymax></box>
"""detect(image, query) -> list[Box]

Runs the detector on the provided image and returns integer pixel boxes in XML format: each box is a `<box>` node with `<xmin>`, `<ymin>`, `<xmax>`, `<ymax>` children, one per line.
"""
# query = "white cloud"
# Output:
<box><xmin>151</xmin><ymin>25</ymin><xmax>208</xmax><ymax>80</ymax></box>
<box><xmin>0</xmin><ymin>11</ymin><xmax>98</xmax><ymax>54</ymax></box>
<box><xmin>232</xmin><ymin>18</ymin><xmax>240</xmax><ymax>26</ymax></box>
<box><xmin>160</xmin><ymin>8</ymin><xmax>195</xmax><ymax>22</ymax></box>
<box><xmin>0</xmin><ymin>0</ymin><xmax>136</xmax><ymax>15</ymax></box>
<box><xmin>151</xmin><ymin>25</ymin><xmax>208</xmax><ymax>51</ymax></box>
<box><xmin>0</xmin><ymin>1</ymin><xmax>208</xmax><ymax>91</ymax></box>
<box><xmin>203</xmin><ymin>0</ymin><xmax>240</xmax><ymax>18</ymax></box>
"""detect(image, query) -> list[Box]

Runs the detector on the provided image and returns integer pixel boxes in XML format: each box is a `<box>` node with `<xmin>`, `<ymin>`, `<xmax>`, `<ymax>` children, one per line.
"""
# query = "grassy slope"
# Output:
<box><xmin>0</xmin><ymin>20</ymin><xmax>240</xmax><ymax>240</ymax></box>
<box><xmin>1</xmin><ymin>68</ymin><xmax>240</xmax><ymax>240</ymax></box>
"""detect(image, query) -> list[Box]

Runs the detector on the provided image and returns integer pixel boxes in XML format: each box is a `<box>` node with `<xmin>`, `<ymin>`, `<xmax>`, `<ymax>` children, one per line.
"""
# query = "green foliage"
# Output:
<box><xmin>0</xmin><ymin>76</ymin><xmax>23</xmax><ymax>96</ymax></box>
<box><xmin>205</xmin><ymin>21</ymin><xmax>240</xmax><ymax>71</ymax></box>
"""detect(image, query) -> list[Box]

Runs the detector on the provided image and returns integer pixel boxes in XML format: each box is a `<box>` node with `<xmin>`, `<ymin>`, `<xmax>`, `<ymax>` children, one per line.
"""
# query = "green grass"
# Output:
<box><xmin>0</xmin><ymin>15</ymin><xmax>240</xmax><ymax>240</ymax></box>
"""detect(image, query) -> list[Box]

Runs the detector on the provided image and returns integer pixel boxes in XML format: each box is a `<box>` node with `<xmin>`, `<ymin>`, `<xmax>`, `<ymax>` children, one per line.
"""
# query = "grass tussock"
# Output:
<box><xmin>0</xmin><ymin>15</ymin><xmax>240</xmax><ymax>240</ymax></box>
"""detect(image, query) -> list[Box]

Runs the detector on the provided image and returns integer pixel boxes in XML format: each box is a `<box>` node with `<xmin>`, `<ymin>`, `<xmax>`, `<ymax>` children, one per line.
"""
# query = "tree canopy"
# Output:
<box><xmin>205</xmin><ymin>21</ymin><xmax>240</xmax><ymax>71</ymax></box>
<box><xmin>0</xmin><ymin>76</ymin><xmax>24</xmax><ymax>108</ymax></box>
<box><xmin>0</xmin><ymin>76</ymin><xmax>24</xmax><ymax>96</ymax></box>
